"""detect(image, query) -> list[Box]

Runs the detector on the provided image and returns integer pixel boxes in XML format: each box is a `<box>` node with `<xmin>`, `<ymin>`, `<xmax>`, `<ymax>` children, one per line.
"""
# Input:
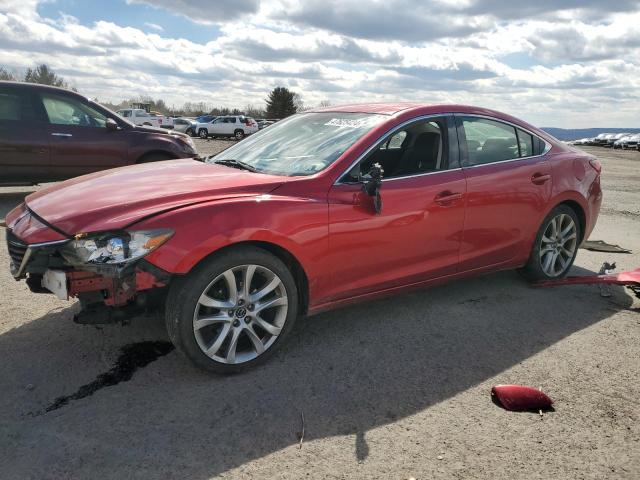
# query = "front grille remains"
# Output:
<box><xmin>6</xmin><ymin>230</ymin><xmax>28</xmax><ymax>276</ymax></box>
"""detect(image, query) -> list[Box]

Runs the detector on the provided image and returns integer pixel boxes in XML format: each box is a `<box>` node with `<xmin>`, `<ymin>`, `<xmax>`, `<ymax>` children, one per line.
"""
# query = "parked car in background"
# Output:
<box><xmin>172</xmin><ymin>117</ymin><xmax>197</xmax><ymax>136</ymax></box>
<box><xmin>6</xmin><ymin>103</ymin><xmax>602</xmax><ymax>372</ymax></box>
<box><xmin>616</xmin><ymin>133</ymin><xmax>640</xmax><ymax>150</ymax></box>
<box><xmin>606</xmin><ymin>133</ymin><xmax>630</xmax><ymax>148</ymax></box>
<box><xmin>197</xmin><ymin>115</ymin><xmax>259</xmax><ymax>140</ymax></box>
<box><xmin>571</xmin><ymin>138</ymin><xmax>592</xmax><ymax>145</ymax></box>
<box><xmin>116</xmin><ymin>108</ymin><xmax>174</xmax><ymax>130</ymax></box>
<box><xmin>593</xmin><ymin>133</ymin><xmax>613</xmax><ymax>146</ymax></box>
<box><xmin>257</xmin><ymin>120</ymin><xmax>275</xmax><ymax>130</ymax></box>
<box><xmin>0</xmin><ymin>81</ymin><xmax>197</xmax><ymax>185</ymax></box>
<box><xmin>195</xmin><ymin>114</ymin><xmax>217</xmax><ymax>124</ymax></box>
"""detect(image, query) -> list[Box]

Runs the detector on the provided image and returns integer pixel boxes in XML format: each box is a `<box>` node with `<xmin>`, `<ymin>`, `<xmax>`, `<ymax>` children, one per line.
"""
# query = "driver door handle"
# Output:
<box><xmin>51</xmin><ymin>133</ymin><xmax>73</xmax><ymax>137</ymax></box>
<box><xmin>435</xmin><ymin>191</ymin><xmax>463</xmax><ymax>205</ymax></box>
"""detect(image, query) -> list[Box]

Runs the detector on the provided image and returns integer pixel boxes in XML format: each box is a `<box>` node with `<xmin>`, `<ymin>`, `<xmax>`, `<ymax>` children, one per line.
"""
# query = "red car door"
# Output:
<box><xmin>39</xmin><ymin>92</ymin><xmax>129</xmax><ymax>179</ymax></box>
<box><xmin>456</xmin><ymin>115</ymin><xmax>552</xmax><ymax>272</ymax></box>
<box><xmin>326</xmin><ymin>116</ymin><xmax>466</xmax><ymax>301</ymax></box>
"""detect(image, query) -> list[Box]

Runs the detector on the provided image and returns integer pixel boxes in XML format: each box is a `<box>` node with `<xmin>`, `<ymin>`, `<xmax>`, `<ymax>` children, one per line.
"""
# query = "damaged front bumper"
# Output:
<box><xmin>5</xmin><ymin>209</ymin><xmax>173</xmax><ymax>321</ymax></box>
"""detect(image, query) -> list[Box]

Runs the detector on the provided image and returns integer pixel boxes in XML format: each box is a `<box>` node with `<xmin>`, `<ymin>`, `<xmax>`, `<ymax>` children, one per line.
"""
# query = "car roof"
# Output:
<box><xmin>309</xmin><ymin>102</ymin><xmax>518</xmax><ymax>116</ymax></box>
<box><xmin>0</xmin><ymin>80</ymin><xmax>86</xmax><ymax>98</ymax></box>
<box><xmin>308</xmin><ymin>102</ymin><xmax>552</xmax><ymax>141</ymax></box>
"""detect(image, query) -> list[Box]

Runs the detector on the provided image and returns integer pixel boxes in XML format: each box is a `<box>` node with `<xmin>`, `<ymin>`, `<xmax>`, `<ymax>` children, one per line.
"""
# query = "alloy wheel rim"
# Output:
<box><xmin>193</xmin><ymin>264</ymin><xmax>288</xmax><ymax>364</ymax></box>
<box><xmin>539</xmin><ymin>213</ymin><xmax>577</xmax><ymax>277</ymax></box>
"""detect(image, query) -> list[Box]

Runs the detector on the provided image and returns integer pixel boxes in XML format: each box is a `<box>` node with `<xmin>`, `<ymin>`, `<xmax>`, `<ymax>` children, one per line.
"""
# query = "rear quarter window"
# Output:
<box><xmin>0</xmin><ymin>92</ymin><xmax>21</xmax><ymax>121</ymax></box>
<box><xmin>0</xmin><ymin>89</ymin><xmax>40</xmax><ymax>122</ymax></box>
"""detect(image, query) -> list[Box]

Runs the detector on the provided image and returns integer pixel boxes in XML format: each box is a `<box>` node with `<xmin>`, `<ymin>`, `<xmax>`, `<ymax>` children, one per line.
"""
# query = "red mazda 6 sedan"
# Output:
<box><xmin>5</xmin><ymin>103</ymin><xmax>602</xmax><ymax>372</ymax></box>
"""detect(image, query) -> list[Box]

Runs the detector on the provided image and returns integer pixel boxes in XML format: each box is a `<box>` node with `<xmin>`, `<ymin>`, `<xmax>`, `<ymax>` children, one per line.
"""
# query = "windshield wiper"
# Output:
<box><xmin>213</xmin><ymin>158</ymin><xmax>260</xmax><ymax>173</ymax></box>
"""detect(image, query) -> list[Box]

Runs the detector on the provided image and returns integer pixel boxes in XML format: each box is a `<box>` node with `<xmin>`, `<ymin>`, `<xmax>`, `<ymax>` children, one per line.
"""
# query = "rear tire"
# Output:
<box><xmin>234</xmin><ymin>129</ymin><xmax>245</xmax><ymax>140</ymax></box>
<box><xmin>186</xmin><ymin>128</ymin><xmax>194</xmax><ymax>136</ymax></box>
<box><xmin>165</xmin><ymin>246</ymin><xmax>299</xmax><ymax>374</ymax></box>
<box><xmin>199</xmin><ymin>129</ymin><xmax>208</xmax><ymax>139</ymax></box>
<box><xmin>520</xmin><ymin>205</ymin><xmax>581</xmax><ymax>282</ymax></box>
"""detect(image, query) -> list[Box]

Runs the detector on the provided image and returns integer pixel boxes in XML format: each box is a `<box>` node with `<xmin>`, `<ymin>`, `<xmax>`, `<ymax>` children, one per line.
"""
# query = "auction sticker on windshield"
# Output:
<box><xmin>324</xmin><ymin>118</ymin><xmax>377</xmax><ymax>128</ymax></box>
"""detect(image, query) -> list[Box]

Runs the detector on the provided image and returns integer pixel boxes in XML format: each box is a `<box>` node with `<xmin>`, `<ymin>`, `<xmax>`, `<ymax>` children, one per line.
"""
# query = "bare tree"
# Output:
<box><xmin>0</xmin><ymin>66</ymin><xmax>16</xmax><ymax>81</ymax></box>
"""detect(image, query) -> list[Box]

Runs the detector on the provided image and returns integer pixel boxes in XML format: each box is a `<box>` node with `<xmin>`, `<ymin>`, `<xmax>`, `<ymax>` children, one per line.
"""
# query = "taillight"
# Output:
<box><xmin>589</xmin><ymin>159</ymin><xmax>601</xmax><ymax>173</ymax></box>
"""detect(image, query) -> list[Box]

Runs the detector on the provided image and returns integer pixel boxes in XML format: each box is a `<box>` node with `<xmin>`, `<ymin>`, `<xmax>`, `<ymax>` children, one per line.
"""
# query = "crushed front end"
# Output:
<box><xmin>6</xmin><ymin>203</ymin><xmax>173</xmax><ymax>324</ymax></box>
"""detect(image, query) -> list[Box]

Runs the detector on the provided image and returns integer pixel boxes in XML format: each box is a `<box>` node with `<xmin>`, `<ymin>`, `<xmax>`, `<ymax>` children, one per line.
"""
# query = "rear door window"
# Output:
<box><xmin>460</xmin><ymin>118</ymin><xmax>519</xmax><ymax>166</ymax></box>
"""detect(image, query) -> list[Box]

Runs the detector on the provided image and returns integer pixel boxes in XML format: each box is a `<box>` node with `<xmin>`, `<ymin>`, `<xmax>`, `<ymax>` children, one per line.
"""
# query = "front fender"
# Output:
<box><xmin>133</xmin><ymin>195</ymin><xmax>330</xmax><ymax>302</ymax></box>
<box><xmin>129</xmin><ymin>132</ymin><xmax>193</xmax><ymax>159</ymax></box>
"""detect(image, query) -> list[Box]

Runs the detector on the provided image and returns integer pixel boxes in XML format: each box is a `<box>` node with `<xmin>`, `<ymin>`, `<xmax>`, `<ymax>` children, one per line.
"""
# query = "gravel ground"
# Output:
<box><xmin>0</xmin><ymin>145</ymin><xmax>638</xmax><ymax>480</ymax></box>
<box><xmin>193</xmin><ymin>137</ymin><xmax>237</xmax><ymax>158</ymax></box>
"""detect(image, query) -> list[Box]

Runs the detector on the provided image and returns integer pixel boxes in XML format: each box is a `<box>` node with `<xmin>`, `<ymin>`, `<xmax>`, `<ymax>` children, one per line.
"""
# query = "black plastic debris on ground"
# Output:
<box><xmin>581</xmin><ymin>240</ymin><xmax>632</xmax><ymax>254</ymax></box>
<box><xmin>44</xmin><ymin>341</ymin><xmax>174</xmax><ymax>413</ymax></box>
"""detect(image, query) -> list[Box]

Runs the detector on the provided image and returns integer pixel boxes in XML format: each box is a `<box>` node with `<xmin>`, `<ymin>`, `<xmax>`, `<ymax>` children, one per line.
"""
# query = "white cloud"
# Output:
<box><xmin>127</xmin><ymin>0</ymin><xmax>260</xmax><ymax>24</ymax></box>
<box><xmin>144</xmin><ymin>22</ymin><xmax>163</xmax><ymax>32</ymax></box>
<box><xmin>0</xmin><ymin>0</ymin><xmax>639</xmax><ymax>127</ymax></box>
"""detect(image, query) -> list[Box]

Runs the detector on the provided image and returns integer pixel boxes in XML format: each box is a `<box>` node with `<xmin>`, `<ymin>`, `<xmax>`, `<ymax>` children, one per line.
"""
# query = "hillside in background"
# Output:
<box><xmin>542</xmin><ymin>128</ymin><xmax>640</xmax><ymax>141</ymax></box>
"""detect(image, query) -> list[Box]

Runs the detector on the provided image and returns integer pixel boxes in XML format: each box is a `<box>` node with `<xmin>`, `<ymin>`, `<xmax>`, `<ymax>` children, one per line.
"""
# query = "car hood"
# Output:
<box><xmin>131</xmin><ymin>124</ymin><xmax>188</xmax><ymax>138</ymax></box>
<box><xmin>26</xmin><ymin>159</ymin><xmax>286</xmax><ymax>235</ymax></box>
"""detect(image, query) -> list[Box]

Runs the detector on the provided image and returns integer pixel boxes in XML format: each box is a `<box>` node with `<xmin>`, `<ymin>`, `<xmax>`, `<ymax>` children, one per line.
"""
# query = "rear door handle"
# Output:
<box><xmin>435</xmin><ymin>191</ymin><xmax>463</xmax><ymax>205</ymax></box>
<box><xmin>51</xmin><ymin>133</ymin><xmax>73</xmax><ymax>137</ymax></box>
<box><xmin>531</xmin><ymin>173</ymin><xmax>551</xmax><ymax>185</ymax></box>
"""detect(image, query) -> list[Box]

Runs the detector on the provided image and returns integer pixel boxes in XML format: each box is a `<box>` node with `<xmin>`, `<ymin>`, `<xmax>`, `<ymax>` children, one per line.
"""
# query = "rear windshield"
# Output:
<box><xmin>208</xmin><ymin>112</ymin><xmax>387</xmax><ymax>176</ymax></box>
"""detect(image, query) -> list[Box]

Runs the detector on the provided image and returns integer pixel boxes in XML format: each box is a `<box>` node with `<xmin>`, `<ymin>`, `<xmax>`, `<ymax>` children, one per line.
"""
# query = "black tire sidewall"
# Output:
<box><xmin>165</xmin><ymin>246</ymin><xmax>299</xmax><ymax>374</ymax></box>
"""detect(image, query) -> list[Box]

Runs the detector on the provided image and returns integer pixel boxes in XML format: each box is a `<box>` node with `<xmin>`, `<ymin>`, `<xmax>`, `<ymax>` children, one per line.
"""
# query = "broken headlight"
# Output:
<box><xmin>60</xmin><ymin>229</ymin><xmax>174</xmax><ymax>266</ymax></box>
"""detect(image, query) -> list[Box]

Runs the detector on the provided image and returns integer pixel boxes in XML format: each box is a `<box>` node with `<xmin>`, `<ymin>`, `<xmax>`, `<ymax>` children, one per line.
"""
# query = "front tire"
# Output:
<box><xmin>199</xmin><ymin>129</ymin><xmax>208</xmax><ymax>139</ymax></box>
<box><xmin>165</xmin><ymin>246</ymin><xmax>299</xmax><ymax>373</ymax></box>
<box><xmin>186</xmin><ymin>128</ymin><xmax>194</xmax><ymax>136</ymax></box>
<box><xmin>520</xmin><ymin>205</ymin><xmax>581</xmax><ymax>281</ymax></box>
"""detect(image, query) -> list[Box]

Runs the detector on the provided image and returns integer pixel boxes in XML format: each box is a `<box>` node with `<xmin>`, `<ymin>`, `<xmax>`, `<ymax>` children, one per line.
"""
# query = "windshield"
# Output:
<box><xmin>207</xmin><ymin>112</ymin><xmax>387</xmax><ymax>176</ymax></box>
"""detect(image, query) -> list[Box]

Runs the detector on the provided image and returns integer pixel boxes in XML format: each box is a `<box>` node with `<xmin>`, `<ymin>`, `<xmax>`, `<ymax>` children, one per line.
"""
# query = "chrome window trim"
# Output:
<box><xmin>454</xmin><ymin>113</ymin><xmax>552</xmax><ymax>167</ymax></box>
<box><xmin>381</xmin><ymin>167</ymin><xmax>463</xmax><ymax>183</ymax></box>
<box><xmin>334</xmin><ymin>112</ymin><xmax>552</xmax><ymax>185</ymax></box>
<box><xmin>334</xmin><ymin>113</ymin><xmax>449</xmax><ymax>185</ymax></box>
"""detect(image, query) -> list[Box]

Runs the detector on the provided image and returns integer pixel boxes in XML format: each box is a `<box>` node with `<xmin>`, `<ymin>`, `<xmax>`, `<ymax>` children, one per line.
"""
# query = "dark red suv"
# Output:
<box><xmin>0</xmin><ymin>81</ymin><xmax>197</xmax><ymax>185</ymax></box>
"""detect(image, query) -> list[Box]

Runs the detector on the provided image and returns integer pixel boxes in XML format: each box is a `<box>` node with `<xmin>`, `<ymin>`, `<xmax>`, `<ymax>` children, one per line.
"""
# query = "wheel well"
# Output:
<box><xmin>192</xmin><ymin>241</ymin><xmax>310</xmax><ymax>316</ymax></box>
<box><xmin>136</xmin><ymin>151</ymin><xmax>176</xmax><ymax>163</ymax></box>
<box><xmin>558</xmin><ymin>200</ymin><xmax>586</xmax><ymax>242</ymax></box>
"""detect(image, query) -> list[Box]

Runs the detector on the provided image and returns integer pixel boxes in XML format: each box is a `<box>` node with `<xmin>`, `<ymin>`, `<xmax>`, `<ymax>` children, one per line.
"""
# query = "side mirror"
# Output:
<box><xmin>360</xmin><ymin>163</ymin><xmax>384</xmax><ymax>214</ymax></box>
<box><xmin>105</xmin><ymin>118</ymin><xmax>119</xmax><ymax>131</ymax></box>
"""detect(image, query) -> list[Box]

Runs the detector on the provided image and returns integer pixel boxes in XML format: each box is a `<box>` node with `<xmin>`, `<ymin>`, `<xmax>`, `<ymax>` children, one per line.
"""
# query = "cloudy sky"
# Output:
<box><xmin>1</xmin><ymin>0</ymin><xmax>639</xmax><ymax>127</ymax></box>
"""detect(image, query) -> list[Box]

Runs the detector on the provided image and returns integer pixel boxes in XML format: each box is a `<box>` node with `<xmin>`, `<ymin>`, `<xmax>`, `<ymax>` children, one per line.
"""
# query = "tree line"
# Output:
<box><xmin>1</xmin><ymin>63</ymin><xmax>331</xmax><ymax>119</ymax></box>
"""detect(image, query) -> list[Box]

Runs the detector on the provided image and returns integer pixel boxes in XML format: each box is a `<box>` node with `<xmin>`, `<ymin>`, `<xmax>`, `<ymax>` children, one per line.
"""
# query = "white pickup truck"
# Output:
<box><xmin>116</xmin><ymin>108</ymin><xmax>174</xmax><ymax>129</ymax></box>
